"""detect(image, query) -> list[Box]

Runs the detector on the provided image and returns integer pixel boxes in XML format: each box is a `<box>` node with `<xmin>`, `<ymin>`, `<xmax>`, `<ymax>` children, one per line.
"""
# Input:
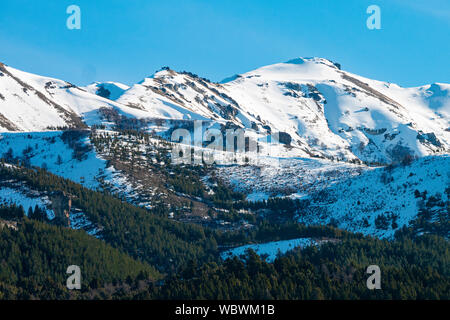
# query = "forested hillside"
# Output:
<box><xmin>0</xmin><ymin>163</ymin><xmax>218</xmax><ymax>273</ymax></box>
<box><xmin>147</xmin><ymin>232</ymin><xmax>450</xmax><ymax>300</ymax></box>
<box><xmin>0</xmin><ymin>205</ymin><xmax>159</xmax><ymax>299</ymax></box>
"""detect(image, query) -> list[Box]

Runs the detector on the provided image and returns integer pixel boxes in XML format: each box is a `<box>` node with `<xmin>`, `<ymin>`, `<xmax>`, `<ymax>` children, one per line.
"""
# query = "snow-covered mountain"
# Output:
<box><xmin>1</xmin><ymin>58</ymin><xmax>449</xmax><ymax>164</ymax></box>
<box><xmin>0</xmin><ymin>62</ymin><xmax>148</xmax><ymax>131</ymax></box>
<box><xmin>111</xmin><ymin>58</ymin><xmax>450</xmax><ymax>164</ymax></box>
<box><xmin>222</xmin><ymin>58</ymin><xmax>449</xmax><ymax>163</ymax></box>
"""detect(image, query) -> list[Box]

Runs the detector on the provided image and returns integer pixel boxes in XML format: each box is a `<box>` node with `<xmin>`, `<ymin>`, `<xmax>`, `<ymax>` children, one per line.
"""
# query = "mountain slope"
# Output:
<box><xmin>298</xmin><ymin>155</ymin><xmax>449</xmax><ymax>239</ymax></box>
<box><xmin>83</xmin><ymin>81</ymin><xmax>130</xmax><ymax>100</ymax></box>
<box><xmin>0</xmin><ymin>63</ymin><xmax>148</xmax><ymax>131</ymax></box>
<box><xmin>116</xmin><ymin>67</ymin><xmax>256</xmax><ymax>125</ymax></box>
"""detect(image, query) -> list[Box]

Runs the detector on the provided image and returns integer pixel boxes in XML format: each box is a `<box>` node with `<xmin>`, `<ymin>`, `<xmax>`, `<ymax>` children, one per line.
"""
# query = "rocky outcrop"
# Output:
<box><xmin>50</xmin><ymin>191</ymin><xmax>72</xmax><ymax>227</ymax></box>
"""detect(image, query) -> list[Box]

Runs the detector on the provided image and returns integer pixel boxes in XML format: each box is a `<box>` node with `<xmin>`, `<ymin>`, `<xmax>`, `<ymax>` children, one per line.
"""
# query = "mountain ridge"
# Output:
<box><xmin>0</xmin><ymin>58</ymin><xmax>448</xmax><ymax>164</ymax></box>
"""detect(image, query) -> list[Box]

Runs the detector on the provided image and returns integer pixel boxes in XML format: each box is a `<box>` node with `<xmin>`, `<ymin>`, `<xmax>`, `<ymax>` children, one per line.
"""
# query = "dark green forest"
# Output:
<box><xmin>0</xmin><ymin>209</ymin><xmax>159</xmax><ymax>299</ymax></box>
<box><xmin>150</xmin><ymin>233</ymin><xmax>449</xmax><ymax>300</ymax></box>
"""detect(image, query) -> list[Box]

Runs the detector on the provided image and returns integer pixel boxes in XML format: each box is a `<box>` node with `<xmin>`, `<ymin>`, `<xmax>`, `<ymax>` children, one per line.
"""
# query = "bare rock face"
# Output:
<box><xmin>50</xmin><ymin>191</ymin><xmax>72</xmax><ymax>227</ymax></box>
<box><xmin>0</xmin><ymin>220</ymin><xmax>18</xmax><ymax>231</ymax></box>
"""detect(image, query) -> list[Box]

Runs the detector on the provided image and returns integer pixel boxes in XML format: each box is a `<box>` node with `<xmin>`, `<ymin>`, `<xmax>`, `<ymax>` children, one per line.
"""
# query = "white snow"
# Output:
<box><xmin>0</xmin><ymin>186</ymin><xmax>54</xmax><ymax>220</ymax></box>
<box><xmin>0</xmin><ymin>64</ymin><xmax>151</xmax><ymax>131</ymax></box>
<box><xmin>216</xmin><ymin>156</ymin><xmax>366</xmax><ymax>198</ymax></box>
<box><xmin>221</xmin><ymin>238</ymin><xmax>317</xmax><ymax>262</ymax></box>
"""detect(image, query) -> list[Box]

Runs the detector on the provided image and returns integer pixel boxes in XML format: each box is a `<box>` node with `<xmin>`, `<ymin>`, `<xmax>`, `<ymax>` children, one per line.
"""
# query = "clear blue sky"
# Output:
<box><xmin>0</xmin><ymin>0</ymin><xmax>448</xmax><ymax>87</ymax></box>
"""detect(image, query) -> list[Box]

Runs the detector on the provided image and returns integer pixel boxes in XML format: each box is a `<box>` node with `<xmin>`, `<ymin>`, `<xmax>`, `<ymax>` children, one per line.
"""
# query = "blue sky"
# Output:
<box><xmin>0</xmin><ymin>0</ymin><xmax>448</xmax><ymax>87</ymax></box>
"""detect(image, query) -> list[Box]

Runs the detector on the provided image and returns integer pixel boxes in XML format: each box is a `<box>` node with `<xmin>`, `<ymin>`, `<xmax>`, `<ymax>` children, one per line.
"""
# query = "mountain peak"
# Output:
<box><xmin>284</xmin><ymin>57</ymin><xmax>338</xmax><ymax>67</ymax></box>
